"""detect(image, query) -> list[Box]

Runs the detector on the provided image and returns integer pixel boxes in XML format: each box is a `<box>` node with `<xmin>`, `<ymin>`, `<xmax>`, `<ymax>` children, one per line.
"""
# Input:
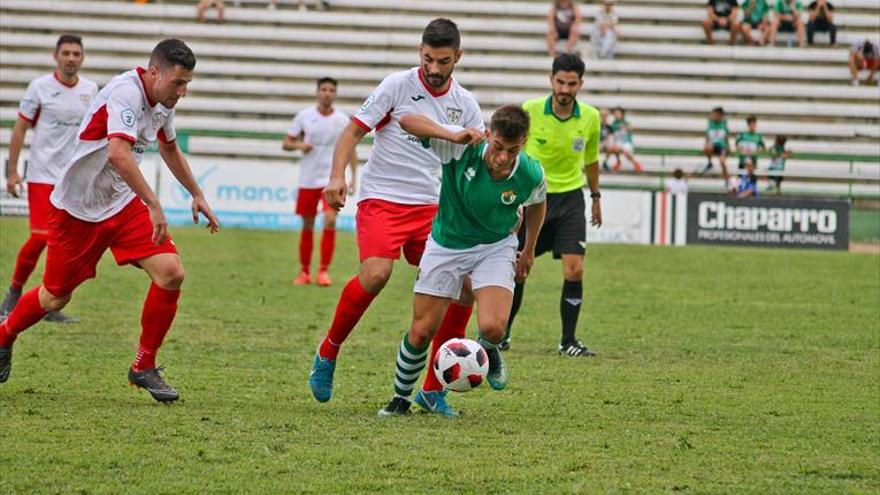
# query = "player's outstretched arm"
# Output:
<box><xmin>5</xmin><ymin>117</ymin><xmax>32</xmax><ymax>197</ymax></box>
<box><xmin>516</xmin><ymin>200</ymin><xmax>548</xmax><ymax>282</ymax></box>
<box><xmin>399</xmin><ymin>114</ymin><xmax>483</xmax><ymax>145</ymax></box>
<box><xmin>158</xmin><ymin>140</ymin><xmax>220</xmax><ymax>233</ymax></box>
<box><xmin>325</xmin><ymin>120</ymin><xmax>366</xmax><ymax>209</ymax></box>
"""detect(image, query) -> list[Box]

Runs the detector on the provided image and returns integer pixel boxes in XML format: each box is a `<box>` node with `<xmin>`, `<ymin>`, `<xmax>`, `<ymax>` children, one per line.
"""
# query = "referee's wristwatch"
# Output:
<box><xmin>590</xmin><ymin>191</ymin><xmax>601</xmax><ymax>199</ymax></box>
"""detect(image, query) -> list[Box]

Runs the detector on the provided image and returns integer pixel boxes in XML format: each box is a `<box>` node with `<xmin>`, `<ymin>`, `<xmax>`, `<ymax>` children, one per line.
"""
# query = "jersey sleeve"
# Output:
<box><xmin>287</xmin><ymin>112</ymin><xmax>304</xmax><ymax>138</ymax></box>
<box><xmin>425</xmin><ymin>124</ymin><xmax>469</xmax><ymax>164</ymax></box>
<box><xmin>158</xmin><ymin>110</ymin><xmax>176</xmax><ymax>144</ymax></box>
<box><xmin>106</xmin><ymin>86</ymin><xmax>141</xmax><ymax>144</ymax></box>
<box><xmin>523</xmin><ymin>174</ymin><xmax>547</xmax><ymax>207</ymax></box>
<box><xmin>18</xmin><ymin>79</ymin><xmax>41</xmax><ymax>124</ymax></box>
<box><xmin>353</xmin><ymin>75</ymin><xmax>399</xmax><ymax>131</ymax></box>
<box><xmin>584</xmin><ymin>108</ymin><xmax>601</xmax><ymax>166</ymax></box>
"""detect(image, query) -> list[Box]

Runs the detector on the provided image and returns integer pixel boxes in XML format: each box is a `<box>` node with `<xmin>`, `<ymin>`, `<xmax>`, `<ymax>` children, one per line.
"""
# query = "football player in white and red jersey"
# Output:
<box><xmin>0</xmin><ymin>39</ymin><xmax>220</xmax><ymax>403</ymax></box>
<box><xmin>283</xmin><ymin>77</ymin><xmax>357</xmax><ymax>287</ymax></box>
<box><xmin>308</xmin><ymin>19</ymin><xmax>485</xmax><ymax>415</ymax></box>
<box><xmin>2</xmin><ymin>34</ymin><xmax>98</xmax><ymax>324</ymax></box>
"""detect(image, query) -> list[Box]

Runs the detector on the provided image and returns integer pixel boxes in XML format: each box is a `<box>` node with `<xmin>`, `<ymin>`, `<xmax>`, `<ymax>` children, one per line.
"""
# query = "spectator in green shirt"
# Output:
<box><xmin>700</xmin><ymin>107</ymin><xmax>731</xmax><ymax>184</ymax></box>
<box><xmin>735</xmin><ymin>115</ymin><xmax>766</xmax><ymax>170</ymax></box>
<box><xmin>739</xmin><ymin>0</ymin><xmax>769</xmax><ymax>45</ymax></box>
<box><xmin>768</xmin><ymin>0</ymin><xmax>806</xmax><ymax>47</ymax></box>
<box><xmin>767</xmin><ymin>135</ymin><xmax>792</xmax><ymax>194</ymax></box>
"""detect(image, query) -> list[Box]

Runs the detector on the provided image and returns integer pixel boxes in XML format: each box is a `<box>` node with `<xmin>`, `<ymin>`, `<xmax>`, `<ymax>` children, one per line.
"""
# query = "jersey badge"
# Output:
<box><xmin>572</xmin><ymin>137</ymin><xmax>585</xmax><ymax>152</ymax></box>
<box><xmin>152</xmin><ymin>113</ymin><xmax>164</xmax><ymax>130</ymax></box>
<box><xmin>445</xmin><ymin>107</ymin><xmax>463</xmax><ymax>125</ymax></box>
<box><xmin>120</xmin><ymin>109</ymin><xmax>136</xmax><ymax>128</ymax></box>
<box><xmin>79</xmin><ymin>93</ymin><xmax>92</xmax><ymax>106</ymax></box>
<box><xmin>464</xmin><ymin>167</ymin><xmax>476</xmax><ymax>182</ymax></box>
<box><xmin>501</xmin><ymin>189</ymin><xmax>517</xmax><ymax>205</ymax></box>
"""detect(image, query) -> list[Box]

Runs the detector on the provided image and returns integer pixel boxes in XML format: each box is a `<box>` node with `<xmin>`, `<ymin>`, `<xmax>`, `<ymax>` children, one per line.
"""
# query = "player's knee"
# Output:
<box><xmin>478</xmin><ymin>321</ymin><xmax>506</xmax><ymax>343</ymax></box>
<box><xmin>359</xmin><ymin>263</ymin><xmax>392</xmax><ymax>293</ymax></box>
<box><xmin>301</xmin><ymin>216</ymin><xmax>316</xmax><ymax>230</ymax></box>
<box><xmin>564</xmin><ymin>266</ymin><xmax>584</xmax><ymax>280</ymax></box>
<box><xmin>39</xmin><ymin>287</ymin><xmax>71</xmax><ymax>312</ymax></box>
<box><xmin>154</xmin><ymin>263</ymin><xmax>186</xmax><ymax>289</ymax></box>
<box><xmin>407</xmin><ymin>325</ymin><xmax>432</xmax><ymax>349</ymax></box>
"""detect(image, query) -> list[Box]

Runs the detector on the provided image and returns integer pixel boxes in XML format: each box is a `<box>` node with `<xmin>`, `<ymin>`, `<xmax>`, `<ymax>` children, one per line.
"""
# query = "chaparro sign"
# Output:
<box><xmin>686</xmin><ymin>193</ymin><xmax>849</xmax><ymax>250</ymax></box>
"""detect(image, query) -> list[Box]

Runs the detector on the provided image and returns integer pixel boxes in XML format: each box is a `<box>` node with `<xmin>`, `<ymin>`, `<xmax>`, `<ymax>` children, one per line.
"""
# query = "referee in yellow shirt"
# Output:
<box><xmin>504</xmin><ymin>53</ymin><xmax>602</xmax><ymax>357</ymax></box>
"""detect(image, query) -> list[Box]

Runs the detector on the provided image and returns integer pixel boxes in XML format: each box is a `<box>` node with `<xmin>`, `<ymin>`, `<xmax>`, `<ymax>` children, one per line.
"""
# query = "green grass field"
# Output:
<box><xmin>1</xmin><ymin>217</ymin><xmax>878</xmax><ymax>494</ymax></box>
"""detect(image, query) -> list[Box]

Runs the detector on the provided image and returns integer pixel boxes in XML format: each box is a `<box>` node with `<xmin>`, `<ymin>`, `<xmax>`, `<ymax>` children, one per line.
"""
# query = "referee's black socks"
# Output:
<box><xmin>560</xmin><ymin>279</ymin><xmax>583</xmax><ymax>344</ymax></box>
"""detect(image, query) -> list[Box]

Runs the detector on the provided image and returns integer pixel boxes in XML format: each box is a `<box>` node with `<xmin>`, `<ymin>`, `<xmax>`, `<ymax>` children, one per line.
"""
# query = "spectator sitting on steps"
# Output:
<box><xmin>807</xmin><ymin>0</ymin><xmax>836</xmax><ymax>46</ymax></box>
<box><xmin>702</xmin><ymin>0</ymin><xmax>740</xmax><ymax>45</ymax></box>
<box><xmin>594</xmin><ymin>0</ymin><xmax>620</xmax><ymax>59</ymax></box>
<box><xmin>547</xmin><ymin>0</ymin><xmax>583</xmax><ymax>57</ymax></box>
<box><xmin>768</xmin><ymin>0</ymin><xmax>806</xmax><ymax>48</ymax></box>
<box><xmin>849</xmin><ymin>39</ymin><xmax>879</xmax><ymax>86</ymax></box>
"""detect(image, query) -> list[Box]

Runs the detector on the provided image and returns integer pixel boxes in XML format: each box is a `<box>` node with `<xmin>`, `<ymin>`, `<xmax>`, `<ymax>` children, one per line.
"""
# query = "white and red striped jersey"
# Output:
<box><xmin>288</xmin><ymin>106</ymin><xmax>349</xmax><ymax>189</ymax></box>
<box><xmin>353</xmin><ymin>67</ymin><xmax>484</xmax><ymax>206</ymax></box>
<box><xmin>51</xmin><ymin>67</ymin><xmax>177</xmax><ymax>222</ymax></box>
<box><xmin>17</xmin><ymin>72</ymin><xmax>98</xmax><ymax>185</ymax></box>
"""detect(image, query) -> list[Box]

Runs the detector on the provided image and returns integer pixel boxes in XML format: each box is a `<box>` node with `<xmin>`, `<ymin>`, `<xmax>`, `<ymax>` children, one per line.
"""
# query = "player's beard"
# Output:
<box><xmin>553</xmin><ymin>92</ymin><xmax>574</xmax><ymax>107</ymax></box>
<box><xmin>423</xmin><ymin>70</ymin><xmax>449</xmax><ymax>89</ymax></box>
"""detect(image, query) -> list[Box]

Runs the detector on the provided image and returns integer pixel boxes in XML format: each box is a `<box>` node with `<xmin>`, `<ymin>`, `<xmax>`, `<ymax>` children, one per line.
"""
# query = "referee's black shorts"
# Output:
<box><xmin>517</xmin><ymin>188</ymin><xmax>586</xmax><ymax>259</ymax></box>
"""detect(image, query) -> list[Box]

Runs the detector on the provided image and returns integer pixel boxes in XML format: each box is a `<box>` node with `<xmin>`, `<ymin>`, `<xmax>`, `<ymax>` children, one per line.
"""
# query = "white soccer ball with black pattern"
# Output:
<box><xmin>433</xmin><ymin>338</ymin><xmax>489</xmax><ymax>392</ymax></box>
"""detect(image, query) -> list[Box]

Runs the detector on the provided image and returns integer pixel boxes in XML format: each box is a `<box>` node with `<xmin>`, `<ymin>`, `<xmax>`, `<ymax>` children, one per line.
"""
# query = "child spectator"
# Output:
<box><xmin>767</xmin><ymin>135</ymin><xmax>792</xmax><ymax>194</ymax></box>
<box><xmin>735</xmin><ymin>115</ymin><xmax>766</xmax><ymax>170</ymax></box>
<box><xmin>700</xmin><ymin>107</ymin><xmax>730</xmax><ymax>180</ymax></box>
<box><xmin>607</xmin><ymin>107</ymin><xmax>643</xmax><ymax>172</ymax></box>
<box><xmin>739</xmin><ymin>0</ymin><xmax>769</xmax><ymax>45</ymax></box>
<box><xmin>666</xmin><ymin>168</ymin><xmax>689</xmax><ymax>194</ymax></box>
<box><xmin>594</xmin><ymin>0</ymin><xmax>619</xmax><ymax>59</ymax></box>
<box><xmin>702</xmin><ymin>0</ymin><xmax>740</xmax><ymax>45</ymax></box>
<box><xmin>732</xmin><ymin>159</ymin><xmax>760</xmax><ymax>198</ymax></box>
<box><xmin>849</xmin><ymin>39</ymin><xmax>879</xmax><ymax>86</ymax></box>
<box><xmin>768</xmin><ymin>0</ymin><xmax>806</xmax><ymax>47</ymax></box>
<box><xmin>807</xmin><ymin>0</ymin><xmax>836</xmax><ymax>46</ymax></box>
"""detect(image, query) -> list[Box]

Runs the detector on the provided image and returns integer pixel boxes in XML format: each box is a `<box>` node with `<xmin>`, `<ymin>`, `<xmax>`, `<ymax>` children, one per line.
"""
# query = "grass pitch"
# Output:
<box><xmin>0</xmin><ymin>217</ymin><xmax>878</xmax><ymax>494</ymax></box>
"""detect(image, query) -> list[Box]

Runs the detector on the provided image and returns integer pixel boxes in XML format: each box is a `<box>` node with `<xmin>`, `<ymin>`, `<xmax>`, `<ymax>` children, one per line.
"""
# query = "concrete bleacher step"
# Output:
<box><xmin>2</xmin><ymin>1</ymin><xmax>877</xmax><ymax>47</ymax></box>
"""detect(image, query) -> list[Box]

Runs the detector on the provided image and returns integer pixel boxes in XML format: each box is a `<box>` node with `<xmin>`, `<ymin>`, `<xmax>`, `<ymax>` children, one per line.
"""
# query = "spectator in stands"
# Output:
<box><xmin>849</xmin><ymin>39</ymin><xmax>879</xmax><ymax>86</ymax></box>
<box><xmin>735</xmin><ymin>115</ymin><xmax>766</xmax><ymax>170</ymax></box>
<box><xmin>666</xmin><ymin>168</ymin><xmax>689</xmax><ymax>194</ymax></box>
<box><xmin>292</xmin><ymin>0</ymin><xmax>330</xmax><ymax>10</ymax></box>
<box><xmin>768</xmin><ymin>0</ymin><xmax>806</xmax><ymax>47</ymax></box>
<box><xmin>600</xmin><ymin>109</ymin><xmax>614</xmax><ymax>170</ymax></box>
<box><xmin>547</xmin><ymin>0</ymin><xmax>583</xmax><ymax>57</ymax></box>
<box><xmin>607</xmin><ymin>107</ymin><xmax>643</xmax><ymax>172</ymax></box>
<box><xmin>196</xmin><ymin>0</ymin><xmax>225</xmax><ymax>23</ymax></box>
<box><xmin>731</xmin><ymin>159</ymin><xmax>760</xmax><ymax>197</ymax></box>
<box><xmin>700</xmin><ymin>106</ymin><xmax>730</xmax><ymax>179</ymax></box>
<box><xmin>739</xmin><ymin>0</ymin><xmax>769</xmax><ymax>45</ymax></box>
<box><xmin>702</xmin><ymin>0</ymin><xmax>740</xmax><ymax>45</ymax></box>
<box><xmin>767</xmin><ymin>135</ymin><xmax>791</xmax><ymax>193</ymax></box>
<box><xmin>594</xmin><ymin>0</ymin><xmax>619</xmax><ymax>59</ymax></box>
<box><xmin>807</xmin><ymin>0</ymin><xmax>836</xmax><ymax>46</ymax></box>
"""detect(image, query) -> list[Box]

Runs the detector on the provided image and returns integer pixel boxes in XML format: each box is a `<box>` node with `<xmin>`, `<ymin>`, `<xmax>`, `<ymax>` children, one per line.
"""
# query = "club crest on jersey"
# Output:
<box><xmin>501</xmin><ymin>190</ymin><xmax>517</xmax><ymax>205</ymax></box>
<box><xmin>152</xmin><ymin>113</ymin><xmax>164</xmax><ymax>130</ymax></box>
<box><xmin>360</xmin><ymin>95</ymin><xmax>374</xmax><ymax>111</ymax></box>
<box><xmin>445</xmin><ymin>107</ymin><xmax>463</xmax><ymax>125</ymax></box>
<box><xmin>464</xmin><ymin>167</ymin><xmax>476</xmax><ymax>181</ymax></box>
<box><xmin>572</xmin><ymin>137</ymin><xmax>585</xmax><ymax>152</ymax></box>
<box><xmin>120</xmin><ymin>109</ymin><xmax>136</xmax><ymax>128</ymax></box>
<box><xmin>79</xmin><ymin>94</ymin><xmax>92</xmax><ymax>106</ymax></box>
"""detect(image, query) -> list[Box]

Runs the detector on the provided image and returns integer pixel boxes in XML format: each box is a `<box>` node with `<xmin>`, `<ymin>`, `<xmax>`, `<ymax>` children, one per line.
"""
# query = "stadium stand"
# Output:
<box><xmin>0</xmin><ymin>0</ymin><xmax>878</xmax><ymax>197</ymax></box>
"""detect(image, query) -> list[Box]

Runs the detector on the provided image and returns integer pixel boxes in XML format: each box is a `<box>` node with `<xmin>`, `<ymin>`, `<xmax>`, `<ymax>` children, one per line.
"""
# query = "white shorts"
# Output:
<box><xmin>414</xmin><ymin>235</ymin><xmax>518</xmax><ymax>300</ymax></box>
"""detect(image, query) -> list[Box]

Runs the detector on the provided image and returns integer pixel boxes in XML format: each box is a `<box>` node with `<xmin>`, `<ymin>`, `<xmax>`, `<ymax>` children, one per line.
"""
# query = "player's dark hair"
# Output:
<box><xmin>746</xmin><ymin>115</ymin><xmax>757</xmax><ymax>124</ymax></box>
<box><xmin>55</xmin><ymin>34</ymin><xmax>83</xmax><ymax>52</ymax></box>
<box><xmin>422</xmin><ymin>18</ymin><xmax>460</xmax><ymax>50</ymax></box>
<box><xmin>712</xmin><ymin>106</ymin><xmax>725</xmax><ymax>114</ymax></box>
<box><xmin>775</xmin><ymin>135</ymin><xmax>788</xmax><ymax>145</ymax></box>
<box><xmin>551</xmin><ymin>53</ymin><xmax>585</xmax><ymax>78</ymax></box>
<box><xmin>149</xmin><ymin>38</ymin><xmax>196</xmax><ymax>71</ymax></box>
<box><xmin>613</xmin><ymin>106</ymin><xmax>625</xmax><ymax>116</ymax></box>
<box><xmin>490</xmin><ymin>105</ymin><xmax>530</xmax><ymax>141</ymax></box>
<box><xmin>673</xmin><ymin>168</ymin><xmax>684</xmax><ymax>179</ymax></box>
<box><xmin>316</xmin><ymin>77</ymin><xmax>338</xmax><ymax>88</ymax></box>
<box><xmin>863</xmin><ymin>40</ymin><xmax>876</xmax><ymax>56</ymax></box>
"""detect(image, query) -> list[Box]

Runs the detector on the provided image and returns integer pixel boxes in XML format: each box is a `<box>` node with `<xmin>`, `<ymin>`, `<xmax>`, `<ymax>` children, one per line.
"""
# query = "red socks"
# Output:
<box><xmin>11</xmin><ymin>234</ymin><xmax>47</xmax><ymax>291</ymax></box>
<box><xmin>133</xmin><ymin>283</ymin><xmax>180</xmax><ymax>371</ymax></box>
<box><xmin>318</xmin><ymin>276</ymin><xmax>376</xmax><ymax>360</ymax></box>
<box><xmin>423</xmin><ymin>302</ymin><xmax>473</xmax><ymax>392</ymax></box>
<box><xmin>299</xmin><ymin>229</ymin><xmax>314</xmax><ymax>274</ymax></box>
<box><xmin>0</xmin><ymin>287</ymin><xmax>48</xmax><ymax>348</ymax></box>
<box><xmin>319</xmin><ymin>228</ymin><xmax>335</xmax><ymax>271</ymax></box>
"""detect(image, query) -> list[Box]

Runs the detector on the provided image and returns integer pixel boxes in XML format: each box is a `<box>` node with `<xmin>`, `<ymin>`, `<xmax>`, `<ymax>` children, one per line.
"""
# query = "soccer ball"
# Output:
<box><xmin>433</xmin><ymin>338</ymin><xmax>489</xmax><ymax>392</ymax></box>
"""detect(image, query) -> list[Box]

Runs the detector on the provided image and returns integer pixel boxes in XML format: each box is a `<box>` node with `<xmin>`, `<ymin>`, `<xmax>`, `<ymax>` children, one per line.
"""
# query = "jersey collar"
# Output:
<box><xmin>544</xmin><ymin>95</ymin><xmax>581</xmax><ymax>122</ymax></box>
<box><xmin>481</xmin><ymin>141</ymin><xmax>521</xmax><ymax>181</ymax></box>
<box><xmin>52</xmin><ymin>70</ymin><xmax>78</xmax><ymax>89</ymax></box>
<box><xmin>136</xmin><ymin>67</ymin><xmax>157</xmax><ymax>107</ymax></box>
<box><xmin>417</xmin><ymin>68</ymin><xmax>453</xmax><ymax>98</ymax></box>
